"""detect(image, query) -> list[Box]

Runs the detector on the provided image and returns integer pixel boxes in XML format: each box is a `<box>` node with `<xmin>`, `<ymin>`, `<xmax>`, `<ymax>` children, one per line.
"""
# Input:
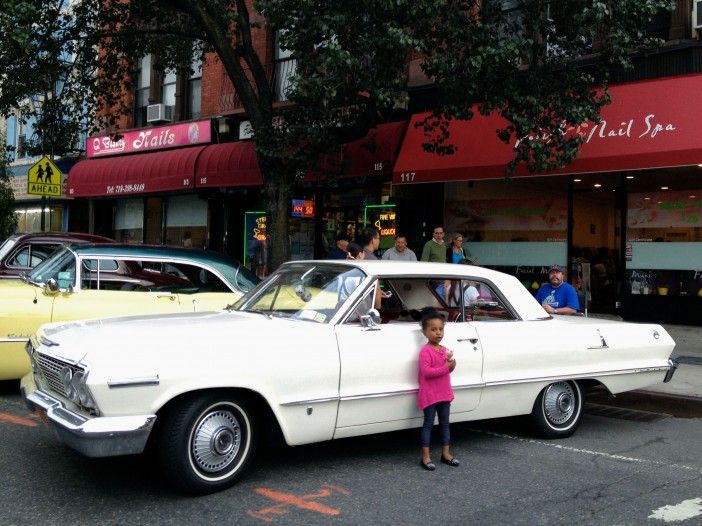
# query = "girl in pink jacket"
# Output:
<box><xmin>418</xmin><ymin>310</ymin><xmax>460</xmax><ymax>471</ymax></box>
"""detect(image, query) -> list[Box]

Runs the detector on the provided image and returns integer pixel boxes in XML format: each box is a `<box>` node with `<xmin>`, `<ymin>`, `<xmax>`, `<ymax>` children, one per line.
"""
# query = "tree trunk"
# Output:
<box><xmin>263</xmin><ymin>174</ymin><xmax>292</xmax><ymax>273</ymax></box>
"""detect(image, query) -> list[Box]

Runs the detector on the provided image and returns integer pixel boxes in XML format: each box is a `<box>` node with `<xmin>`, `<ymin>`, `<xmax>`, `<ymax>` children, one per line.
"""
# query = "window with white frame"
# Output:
<box><xmin>161</xmin><ymin>68</ymin><xmax>177</xmax><ymax>108</ymax></box>
<box><xmin>134</xmin><ymin>55</ymin><xmax>151</xmax><ymax>127</ymax></box>
<box><xmin>186</xmin><ymin>51</ymin><xmax>202</xmax><ymax>119</ymax></box>
<box><xmin>274</xmin><ymin>30</ymin><xmax>297</xmax><ymax>101</ymax></box>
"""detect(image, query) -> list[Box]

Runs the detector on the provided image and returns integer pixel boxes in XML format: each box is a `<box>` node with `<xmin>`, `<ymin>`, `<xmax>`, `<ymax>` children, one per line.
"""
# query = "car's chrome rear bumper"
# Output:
<box><xmin>23</xmin><ymin>388</ymin><xmax>156</xmax><ymax>457</ymax></box>
<box><xmin>663</xmin><ymin>358</ymin><xmax>678</xmax><ymax>383</ymax></box>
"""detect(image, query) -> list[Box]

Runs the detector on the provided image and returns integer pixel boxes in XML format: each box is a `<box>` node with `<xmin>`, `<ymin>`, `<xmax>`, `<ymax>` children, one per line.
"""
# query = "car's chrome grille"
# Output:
<box><xmin>35</xmin><ymin>352</ymin><xmax>84</xmax><ymax>398</ymax></box>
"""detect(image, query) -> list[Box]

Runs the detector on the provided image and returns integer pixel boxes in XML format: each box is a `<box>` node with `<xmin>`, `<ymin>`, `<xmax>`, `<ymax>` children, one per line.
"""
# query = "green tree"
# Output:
<box><xmin>0</xmin><ymin>0</ymin><xmax>671</xmax><ymax>269</ymax></box>
<box><xmin>0</xmin><ymin>135</ymin><xmax>17</xmax><ymax>240</ymax></box>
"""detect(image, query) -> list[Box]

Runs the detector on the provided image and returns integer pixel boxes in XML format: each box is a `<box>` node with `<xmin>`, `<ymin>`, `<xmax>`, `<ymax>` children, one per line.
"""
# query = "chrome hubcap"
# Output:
<box><xmin>543</xmin><ymin>382</ymin><xmax>576</xmax><ymax>425</ymax></box>
<box><xmin>191</xmin><ymin>409</ymin><xmax>241</xmax><ymax>473</ymax></box>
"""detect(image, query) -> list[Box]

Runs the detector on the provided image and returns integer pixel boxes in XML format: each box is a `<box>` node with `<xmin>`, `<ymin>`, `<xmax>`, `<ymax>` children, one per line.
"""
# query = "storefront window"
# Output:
<box><xmin>15</xmin><ymin>206</ymin><xmax>62</xmax><ymax>233</ymax></box>
<box><xmin>244</xmin><ymin>211</ymin><xmax>268</xmax><ymax>277</ymax></box>
<box><xmin>114</xmin><ymin>198</ymin><xmax>144</xmax><ymax>243</ymax></box>
<box><xmin>626</xmin><ymin>167</ymin><xmax>702</xmax><ymax>298</ymax></box>
<box><xmin>165</xmin><ymin>195</ymin><xmax>207</xmax><ymax>248</ymax></box>
<box><xmin>445</xmin><ymin>177</ymin><xmax>567</xmax><ymax>276</ymax></box>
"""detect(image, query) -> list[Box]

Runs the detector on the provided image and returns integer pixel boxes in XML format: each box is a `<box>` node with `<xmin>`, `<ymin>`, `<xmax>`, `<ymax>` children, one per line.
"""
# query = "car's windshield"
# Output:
<box><xmin>235</xmin><ymin>263</ymin><xmax>367</xmax><ymax>323</ymax></box>
<box><xmin>0</xmin><ymin>235</ymin><xmax>19</xmax><ymax>262</ymax></box>
<box><xmin>26</xmin><ymin>247</ymin><xmax>76</xmax><ymax>287</ymax></box>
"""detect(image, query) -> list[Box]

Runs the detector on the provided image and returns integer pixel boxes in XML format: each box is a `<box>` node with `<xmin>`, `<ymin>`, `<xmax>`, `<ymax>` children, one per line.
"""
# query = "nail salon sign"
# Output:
<box><xmin>87</xmin><ymin>119</ymin><xmax>212</xmax><ymax>158</ymax></box>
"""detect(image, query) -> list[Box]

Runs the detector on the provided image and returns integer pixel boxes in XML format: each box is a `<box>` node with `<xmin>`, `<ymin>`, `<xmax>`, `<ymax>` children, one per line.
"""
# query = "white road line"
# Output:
<box><xmin>649</xmin><ymin>498</ymin><xmax>702</xmax><ymax>522</ymax></box>
<box><xmin>469</xmin><ymin>428</ymin><xmax>701</xmax><ymax>472</ymax></box>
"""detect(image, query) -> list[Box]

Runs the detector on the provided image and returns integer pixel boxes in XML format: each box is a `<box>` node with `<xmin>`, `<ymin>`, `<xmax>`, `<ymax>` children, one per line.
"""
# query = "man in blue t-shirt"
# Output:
<box><xmin>535</xmin><ymin>264</ymin><xmax>580</xmax><ymax>315</ymax></box>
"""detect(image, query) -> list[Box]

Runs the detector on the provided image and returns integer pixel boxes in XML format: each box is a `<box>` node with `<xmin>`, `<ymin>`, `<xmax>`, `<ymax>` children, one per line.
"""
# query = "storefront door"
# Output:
<box><xmin>571</xmin><ymin>174</ymin><xmax>624</xmax><ymax>314</ymax></box>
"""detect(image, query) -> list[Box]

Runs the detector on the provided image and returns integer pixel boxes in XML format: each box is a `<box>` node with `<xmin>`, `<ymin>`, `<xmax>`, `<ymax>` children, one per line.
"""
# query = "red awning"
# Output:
<box><xmin>195</xmin><ymin>141</ymin><xmax>263</xmax><ymax>187</ymax></box>
<box><xmin>310</xmin><ymin>121</ymin><xmax>408</xmax><ymax>180</ymax></box>
<box><xmin>393</xmin><ymin>73</ymin><xmax>702</xmax><ymax>184</ymax></box>
<box><xmin>67</xmin><ymin>146</ymin><xmax>206</xmax><ymax>197</ymax></box>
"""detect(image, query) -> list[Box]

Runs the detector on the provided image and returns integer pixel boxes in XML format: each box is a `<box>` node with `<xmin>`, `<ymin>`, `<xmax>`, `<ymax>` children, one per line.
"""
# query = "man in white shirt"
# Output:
<box><xmin>382</xmin><ymin>235</ymin><xmax>418</xmax><ymax>261</ymax></box>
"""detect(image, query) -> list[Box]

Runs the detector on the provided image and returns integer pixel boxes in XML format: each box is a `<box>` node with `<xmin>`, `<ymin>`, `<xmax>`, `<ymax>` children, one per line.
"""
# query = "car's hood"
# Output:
<box><xmin>35</xmin><ymin>310</ymin><xmax>315</xmax><ymax>370</ymax></box>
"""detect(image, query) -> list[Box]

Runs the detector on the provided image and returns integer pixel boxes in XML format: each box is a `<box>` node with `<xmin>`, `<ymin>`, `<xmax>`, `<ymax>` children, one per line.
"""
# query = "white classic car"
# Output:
<box><xmin>22</xmin><ymin>260</ymin><xmax>677</xmax><ymax>494</ymax></box>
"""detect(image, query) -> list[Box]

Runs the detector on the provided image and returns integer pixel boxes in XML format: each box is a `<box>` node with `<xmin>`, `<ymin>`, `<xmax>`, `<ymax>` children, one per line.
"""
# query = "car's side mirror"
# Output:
<box><xmin>45</xmin><ymin>279</ymin><xmax>59</xmax><ymax>294</ymax></box>
<box><xmin>360</xmin><ymin>308</ymin><xmax>381</xmax><ymax>330</ymax></box>
<box><xmin>45</xmin><ymin>278</ymin><xmax>73</xmax><ymax>295</ymax></box>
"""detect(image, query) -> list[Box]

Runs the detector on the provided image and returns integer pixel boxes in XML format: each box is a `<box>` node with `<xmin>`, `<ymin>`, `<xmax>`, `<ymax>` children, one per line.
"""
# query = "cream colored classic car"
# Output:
<box><xmin>1</xmin><ymin>244</ymin><xmax>258</xmax><ymax>380</ymax></box>
<box><xmin>22</xmin><ymin>260</ymin><xmax>677</xmax><ymax>494</ymax></box>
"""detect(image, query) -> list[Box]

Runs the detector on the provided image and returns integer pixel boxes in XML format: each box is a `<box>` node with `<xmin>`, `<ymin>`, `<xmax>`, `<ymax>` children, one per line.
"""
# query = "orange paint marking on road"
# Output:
<box><xmin>0</xmin><ymin>411</ymin><xmax>38</xmax><ymax>427</ymax></box>
<box><xmin>247</xmin><ymin>484</ymin><xmax>350</xmax><ymax>522</ymax></box>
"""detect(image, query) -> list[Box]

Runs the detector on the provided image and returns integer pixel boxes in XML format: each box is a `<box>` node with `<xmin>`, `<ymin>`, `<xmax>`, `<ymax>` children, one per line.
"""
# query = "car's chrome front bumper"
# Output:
<box><xmin>663</xmin><ymin>358</ymin><xmax>679</xmax><ymax>383</ymax></box>
<box><xmin>22</xmin><ymin>386</ymin><xmax>156</xmax><ymax>458</ymax></box>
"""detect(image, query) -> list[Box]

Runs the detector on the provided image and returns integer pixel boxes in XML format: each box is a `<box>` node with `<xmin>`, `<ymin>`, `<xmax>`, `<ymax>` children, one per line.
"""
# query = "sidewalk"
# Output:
<box><xmin>640</xmin><ymin>324</ymin><xmax>702</xmax><ymax>402</ymax></box>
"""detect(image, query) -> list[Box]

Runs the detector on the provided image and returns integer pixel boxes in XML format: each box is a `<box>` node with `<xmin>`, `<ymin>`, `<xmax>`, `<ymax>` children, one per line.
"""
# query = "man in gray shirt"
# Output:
<box><xmin>382</xmin><ymin>234</ymin><xmax>418</xmax><ymax>261</ymax></box>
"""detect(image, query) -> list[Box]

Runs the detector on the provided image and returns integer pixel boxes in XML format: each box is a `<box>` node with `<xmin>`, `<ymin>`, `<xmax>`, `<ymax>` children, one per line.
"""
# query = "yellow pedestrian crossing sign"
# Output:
<box><xmin>27</xmin><ymin>156</ymin><xmax>62</xmax><ymax>197</ymax></box>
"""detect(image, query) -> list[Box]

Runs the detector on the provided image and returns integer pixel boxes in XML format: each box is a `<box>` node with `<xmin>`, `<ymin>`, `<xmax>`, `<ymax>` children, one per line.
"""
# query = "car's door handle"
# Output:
<box><xmin>457</xmin><ymin>338</ymin><xmax>479</xmax><ymax>344</ymax></box>
<box><xmin>156</xmin><ymin>293</ymin><xmax>176</xmax><ymax>301</ymax></box>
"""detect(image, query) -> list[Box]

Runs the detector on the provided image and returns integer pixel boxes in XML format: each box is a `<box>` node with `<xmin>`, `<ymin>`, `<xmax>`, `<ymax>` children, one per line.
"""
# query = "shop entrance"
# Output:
<box><xmin>571</xmin><ymin>174</ymin><xmax>624</xmax><ymax>314</ymax></box>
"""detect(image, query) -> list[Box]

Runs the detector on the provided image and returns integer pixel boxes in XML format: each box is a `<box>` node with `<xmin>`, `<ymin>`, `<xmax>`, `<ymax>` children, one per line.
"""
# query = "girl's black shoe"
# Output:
<box><xmin>420</xmin><ymin>459</ymin><xmax>436</xmax><ymax>471</ymax></box>
<box><xmin>441</xmin><ymin>456</ymin><xmax>460</xmax><ymax>467</ymax></box>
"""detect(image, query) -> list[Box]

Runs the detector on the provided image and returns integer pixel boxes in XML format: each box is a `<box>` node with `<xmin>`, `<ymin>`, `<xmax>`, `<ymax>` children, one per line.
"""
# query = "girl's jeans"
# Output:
<box><xmin>420</xmin><ymin>401</ymin><xmax>451</xmax><ymax>447</ymax></box>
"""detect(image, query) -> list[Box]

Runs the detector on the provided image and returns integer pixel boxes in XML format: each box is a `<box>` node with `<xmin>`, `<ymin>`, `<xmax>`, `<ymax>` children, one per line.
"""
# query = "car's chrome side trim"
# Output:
<box><xmin>279</xmin><ymin>396</ymin><xmax>339</xmax><ymax>407</ymax></box>
<box><xmin>107</xmin><ymin>375</ymin><xmax>160</xmax><ymax>388</ymax></box>
<box><xmin>281</xmin><ymin>383</ymin><xmax>485</xmax><ymax>406</ymax></box>
<box><xmin>484</xmin><ymin>365</ymin><xmax>672</xmax><ymax>387</ymax></box>
<box><xmin>279</xmin><ymin>366</ymin><xmax>671</xmax><ymax>406</ymax></box>
<box><xmin>0</xmin><ymin>337</ymin><xmax>30</xmax><ymax>343</ymax></box>
<box><xmin>280</xmin><ymin>365</ymin><xmax>671</xmax><ymax>407</ymax></box>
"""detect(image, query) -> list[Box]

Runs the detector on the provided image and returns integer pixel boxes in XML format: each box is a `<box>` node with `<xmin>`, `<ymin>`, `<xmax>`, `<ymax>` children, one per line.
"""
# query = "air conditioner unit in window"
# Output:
<box><xmin>238</xmin><ymin>120</ymin><xmax>253</xmax><ymax>139</ymax></box>
<box><xmin>695</xmin><ymin>0</ymin><xmax>702</xmax><ymax>30</ymax></box>
<box><xmin>146</xmin><ymin>103</ymin><xmax>173</xmax><ymax>124</ymax></box>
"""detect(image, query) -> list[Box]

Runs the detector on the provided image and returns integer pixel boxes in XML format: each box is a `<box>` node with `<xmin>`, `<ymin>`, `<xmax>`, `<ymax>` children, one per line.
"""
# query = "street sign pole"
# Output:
<box><xmin>40</xmin><ymin>196</ymin><xmax>46</xmax><ymax>231</ymax></box>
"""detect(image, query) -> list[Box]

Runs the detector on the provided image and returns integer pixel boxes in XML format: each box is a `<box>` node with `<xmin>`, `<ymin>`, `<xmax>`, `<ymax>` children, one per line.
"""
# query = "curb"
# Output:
<box><xmin>631</xmin><ymin>389</ymin><xmax>702</xmax><ymax>407</ymax></box>
<box><xmin>588</xmin><ymin>389</ymin><xmax>702</xmax><ymax>418</ymax></box>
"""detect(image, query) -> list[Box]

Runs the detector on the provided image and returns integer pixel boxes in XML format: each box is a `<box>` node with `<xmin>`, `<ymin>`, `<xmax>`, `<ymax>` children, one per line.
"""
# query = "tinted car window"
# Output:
<box><xmin>0</xmin><ymin>236</ymin><xmax>19</xmax><ymax>261</ymax></box>
<box><xmin>9</xmin><ymin>245</ymin><xmax>54</xmax><ymax>268</ymax></box>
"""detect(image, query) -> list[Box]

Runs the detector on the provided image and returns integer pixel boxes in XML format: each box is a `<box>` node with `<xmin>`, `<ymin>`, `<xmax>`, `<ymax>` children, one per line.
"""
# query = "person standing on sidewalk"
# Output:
<box><xmin>446</xmin><ymin>232</ymin><xmax>476</xmax><ymax>265</ymax></box>
<box><xmin>326</xmin><ymin>232</ymin><xmax>351</xmax><ymax>260</ymax></box>
<box><xmin>358</xmin><ymin>227</ymin><xmax>380</xmax><ymax>260</ymax></box>
<box><xmin>382</xmin><ymin>234</ymin><xmax>417</xmax><ymax>261</ymax></box>
<box><xmin>536</xmin><ymin>264</ymin><xmax>579</xmax><ymax>315</ymax></box>
<box><xmin>421</xmin><ymin>226</ymin><xmax>446</xmax><ymax>262</ymax></box>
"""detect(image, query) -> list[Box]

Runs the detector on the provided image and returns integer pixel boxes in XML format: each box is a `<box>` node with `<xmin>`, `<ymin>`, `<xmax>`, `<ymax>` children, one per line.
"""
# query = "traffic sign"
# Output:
<box><xmin>27</xmin><ymin>156</ymin><xmax>62</xmax><ymax>197</ymax></box>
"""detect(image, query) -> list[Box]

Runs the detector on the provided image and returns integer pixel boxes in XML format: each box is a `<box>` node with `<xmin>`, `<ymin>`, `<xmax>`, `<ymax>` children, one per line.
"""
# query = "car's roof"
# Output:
<box><xmin>67</xmin><ymin>244</ymin><xmax>258</xmax><ymax>289</ymax></box>
<box><xmin>7</xmin><ymin>232</ymin><xmax>113</xmax><ymax>243</ymax></box>
<box><xmin>283</xmin><ymin>259</ymin><xmax>507</xmax><ymax>280</ymax></box>
<box><xmin>71</xmin><ymin>243</ymin><xmax>240</xmax><ymax>265</ymax></box>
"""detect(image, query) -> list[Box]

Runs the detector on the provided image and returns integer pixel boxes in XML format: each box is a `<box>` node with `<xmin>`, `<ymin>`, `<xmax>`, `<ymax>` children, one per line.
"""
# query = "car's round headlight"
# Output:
<box><xmin>60</xmin><ymin>367</ymin><xmax>79</xmax><ymax>403</ymax></box>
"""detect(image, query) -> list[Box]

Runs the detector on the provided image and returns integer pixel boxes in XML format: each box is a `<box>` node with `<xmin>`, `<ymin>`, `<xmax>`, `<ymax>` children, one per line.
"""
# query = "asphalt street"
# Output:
<box><xmin>1</xmin><ymin>379</ymin><xmax>700</xmax><ymax>526</ymax></box>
